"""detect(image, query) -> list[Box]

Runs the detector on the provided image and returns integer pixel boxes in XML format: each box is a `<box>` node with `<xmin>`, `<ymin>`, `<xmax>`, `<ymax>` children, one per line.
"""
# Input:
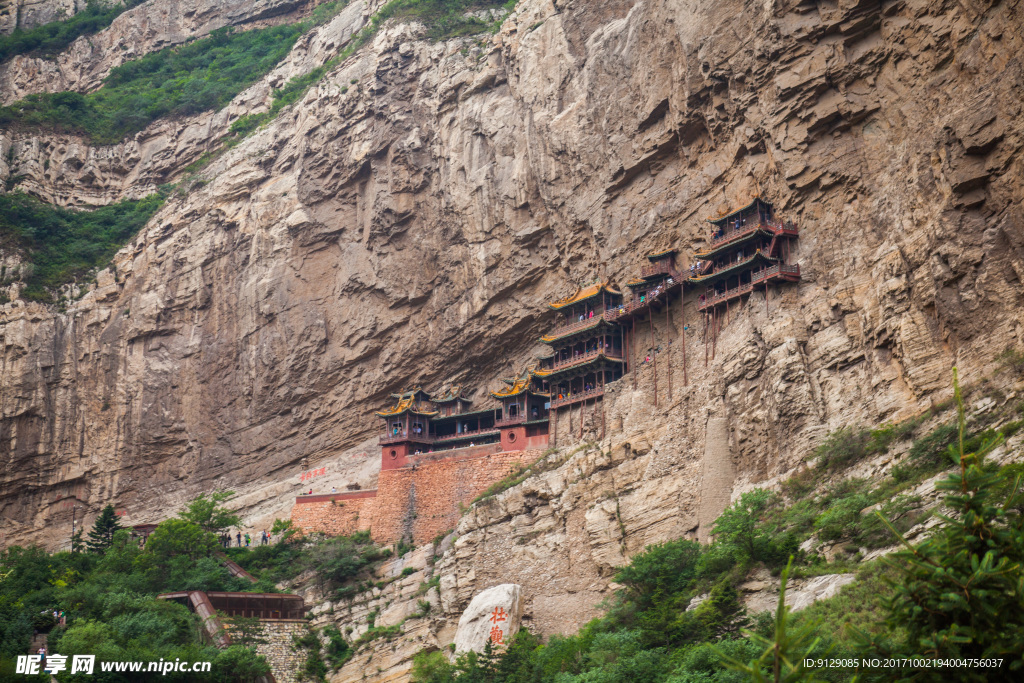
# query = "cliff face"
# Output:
<box><xmin>1</xmin><ymin>0</ymin><xmax>1023</xmax><ymax>627</ymax></box>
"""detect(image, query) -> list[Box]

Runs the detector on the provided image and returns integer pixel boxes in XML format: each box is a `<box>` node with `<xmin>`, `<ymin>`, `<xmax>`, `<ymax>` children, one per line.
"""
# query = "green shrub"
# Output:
<box><xmin>322</xmin><ymin>625</ymin><xmax>352</xmax><ymax>669</ymax></box>
<box><xmin>815</xmin><ymin>493</ymin><xmax>871</xmax><ymax>542</ymax></box>
<box><xmin>997</xmin><ymin>346</ymin><xmax>1024</xmax><ymax>374</ymax></box>
<box><xmin>614</xmin><ymin>539</ymin><xmax>702</xmax><ymax>609</ymax></box>
<box><xmin>812</xmin><ymin>427</ymin><xmax>871</xmax><ymax>472</ymax></box>
<box><xmin>0</xmin><ymin>0</ymin><xmax>148</xmax><ymax>63</ymax></box>
<box><xmin>0</xmin><ymin>25</ymin><xmax>303</xmax><ymax>143</ymax></box>
<box><xmin>907</xmin><ymin>423</ymin><xmax>957</xmax><ymax>467</ymax></box>
<box><xmin>0</xmin><ymin>190</ymin><xmax>165</xmax><ymax>299</ymax></box>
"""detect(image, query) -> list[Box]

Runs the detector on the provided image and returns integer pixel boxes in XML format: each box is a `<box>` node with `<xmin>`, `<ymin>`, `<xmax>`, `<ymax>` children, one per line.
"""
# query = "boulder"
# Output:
<box><xmin>453</xmin><ymin>584</ymin><xmax>524</xmax><ymax>656</ymax></box>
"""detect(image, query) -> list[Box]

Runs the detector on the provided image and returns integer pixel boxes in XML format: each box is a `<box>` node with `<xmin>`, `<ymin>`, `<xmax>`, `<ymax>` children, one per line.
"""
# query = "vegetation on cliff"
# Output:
<box><xmin>0</xmin><ymin>25</ymin><xmax>304</xmax><ymax>144</ymax></box>
<box><xmin>0</xmin><ymin>0</ymin><xmax>147</xmax><ymax>63</ymax></box>
<box><xmin>0</xmin><ymin>190</ymin><xmax>166</xmax><ymax>302</ymax></box>
<box><xmin>0</xmin><ymin>500</ymin><xmax>269</xmax><ymax>681</ymax></box>
<box><xmin>411</xmin><ymin>372</ymin><xmax>1024</xmax><ymax>682</ymax></box>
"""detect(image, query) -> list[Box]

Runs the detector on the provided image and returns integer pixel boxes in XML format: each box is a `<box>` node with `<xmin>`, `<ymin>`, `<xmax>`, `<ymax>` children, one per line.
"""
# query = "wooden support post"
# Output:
<box><xmin>650</xmin><ymin>311</ymin><xmax>658</xmax><ymax>407</ymax></box>
<box><xmin>680</xmin><ymin>291</ymin><xmax>688</xmax><ymax>386</ymax></box>
<box><xmin>704</xmin><ymin>311</ymin><xmax>709</xmax><ymax>367</ymax></box>
<box><xmin>631</xmin><ymin>317</ymin><xmax>637</xmax><ymax>390</ymax></box>
<box><xmin>551</xmin><ymin>406</ymin><xmax>557</xmax><ymax>448</ymax></box>
<box><xmin>579</xmin><ymin>401</ymin><xmax>584</xmax><ymax>440</ymax></box>
<box><xmin>712</xmin><ymin>307</ymin><xmax>718</xmax><ymax>361</ymax></box>
<box><xmin>666</xmin><ymin>304</ymin><xmax>673</xmax><ymax>401</ymax></box>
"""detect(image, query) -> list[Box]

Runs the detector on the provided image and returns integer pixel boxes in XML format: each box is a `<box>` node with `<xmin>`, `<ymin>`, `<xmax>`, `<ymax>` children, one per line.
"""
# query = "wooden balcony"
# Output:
<box><xmin>697</xmin><ymin>264</ymin><xmax>801</xmax><ymax>311</ymax></box>
<box><xmin>551</xmin><ymin>387</ymin><xmax>604</xmax><ymax>409</ymax></box>
<box><xmin>543</xmin><ymin>310</ymin><xmax>609</xmax><ymax>341</ymax></box>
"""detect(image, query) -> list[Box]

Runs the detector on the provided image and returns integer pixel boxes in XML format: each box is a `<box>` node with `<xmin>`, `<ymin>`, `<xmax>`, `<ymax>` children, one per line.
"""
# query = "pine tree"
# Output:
<box><xmin>85</xmin><ymin>504</ymin><xmax>123</xmax><ymax>554</ymax></box>
<box><xmin>855</xmin><ymin>368</ymin><xmax>1024</xmax><ymax>681</ymax></box>
<box><xmin>717</xmin><ymin>558</ymin><xmax>830</xmax><ymax>683</ymax></box>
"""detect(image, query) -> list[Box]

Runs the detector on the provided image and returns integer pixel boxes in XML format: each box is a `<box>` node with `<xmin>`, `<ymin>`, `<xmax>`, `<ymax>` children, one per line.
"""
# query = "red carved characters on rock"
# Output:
<box><xmin>488</xmin><ymin>606</ymin><xmax>508</xmax><ymax>645</ymax></box>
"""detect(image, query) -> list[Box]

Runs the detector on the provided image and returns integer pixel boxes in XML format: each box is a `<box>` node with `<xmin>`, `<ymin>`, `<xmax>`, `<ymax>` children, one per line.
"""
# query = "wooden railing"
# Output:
<box><xmin>549</xmin><ymin>349</ymin><xmax>625</xmax><ymax>371</ymax></box>
<box><xmin>495</xmin><ymin>415</ymin><xmax>526</xmax><ymax>427</ymax></box>
<box><xmin>640</xmin><ymin>262</ymin><xmax>683</xmax><ymax>280</ymax></box>
<box><xmin>696</xmin><ymin>220</ymin><xmax>797</xmax><ymax>257</ymax></box>
<box><xmin>544</xmin><ymin>310</ymin><xmax>608</xmax><ymax>340</ymax></box>
<box><xmin>551</xmin><ymin>387</ymin><xmax>604</xmax><ymax>409</ymax></box>
<box><xmin>434</xmin><ymin>427</ymin><xmax>499</xmax><ymax>442</ymax></box>
<box><xmin>605</xmin><ymin>280</ymin><xmax>678</xmax><ymax>322</ymax></box>
<box><xmin>696</xmin><ymin>264</ymin><xmax>801</xmax><ymax>310</ymax></box>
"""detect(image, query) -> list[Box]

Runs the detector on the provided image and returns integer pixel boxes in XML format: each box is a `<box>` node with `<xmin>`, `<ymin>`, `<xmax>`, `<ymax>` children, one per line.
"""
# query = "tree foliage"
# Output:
<box><xmin>0</xmin><ymin>25</ymin><xmax>303</xmax><ymax>143</ymax></box>
<box><xmin>855</xmin><ymin>368</ymin><xmax>1024</xmax><ymax>680</ymax></box>
<box><xmin>179</xmin><ymin>490</ymin><xmax>241</xmax><ymax>535</ymax></box>
<box><xmin>85</xmin><ymin>504</ymin><xmax>124</xmax><ymax>554</ymax></box>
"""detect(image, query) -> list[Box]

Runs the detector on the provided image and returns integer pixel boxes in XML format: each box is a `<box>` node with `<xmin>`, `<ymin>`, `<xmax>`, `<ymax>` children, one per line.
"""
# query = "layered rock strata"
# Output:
<box><xmin>0</xmin><ymin>0</ymin><xmax>1022</xmax><ymax>652</ymax></box>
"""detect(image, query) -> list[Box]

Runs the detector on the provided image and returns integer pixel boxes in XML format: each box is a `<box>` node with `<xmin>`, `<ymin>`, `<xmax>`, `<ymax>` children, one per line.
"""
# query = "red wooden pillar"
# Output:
<box><xmin>666</xmin><ymin>303</ymin><xmax>673</xmax><ymax>401</ymax></box>
<box><xmin>650</xmin><ymin>311</ymin><xmax>658</xmax><ymax>407</ymax></box>
<box><xmin>680</xmin><ymin>290</ymin><xmax>688</xmax><ymax>386</ymax></box>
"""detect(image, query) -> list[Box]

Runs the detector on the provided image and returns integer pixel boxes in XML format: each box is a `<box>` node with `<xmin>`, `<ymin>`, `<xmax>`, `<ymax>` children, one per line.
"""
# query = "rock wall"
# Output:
<box><xmin>0</xmin><ymin>0</ymin><xmax>307</xmax><ymax>105</ymax></box>
<box><xmin>1</xmin><ymin>0</ymin><xmax>1023</xmax><ymax>644</ymax></box>
<box><xmin>0</xmin><ymin>0</ymin><xmax>86</xmax><ymax>35</ymax></box>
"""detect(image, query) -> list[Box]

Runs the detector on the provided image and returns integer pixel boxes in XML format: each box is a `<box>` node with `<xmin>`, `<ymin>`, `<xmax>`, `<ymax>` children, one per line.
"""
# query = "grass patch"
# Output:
<box><xmin>0</xmin><ymin>0</ymin><xmax>147</xmax><ymax>64</ymax></box>
<box><xmin>0</xmin><ymin>190</ymin><xmax>165</xmax><ymax>301</ymax></box>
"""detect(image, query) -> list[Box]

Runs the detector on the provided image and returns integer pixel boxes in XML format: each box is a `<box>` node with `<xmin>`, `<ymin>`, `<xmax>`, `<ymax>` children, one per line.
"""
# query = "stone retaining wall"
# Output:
<box><xmin>289</xmin><ymin>448</ymin><xmax>542</xmax><ymax>545</ymax></box>
<box><xmin>371</xmin><ymin>448</ymin><xmax>539</xmax><ymax>544</ymax></box>
<box><xmin>224</xmin><ymin>619</ymin><xmax>307</xmax><ymax>683</ymax></box>
<box><xmin>290</xmin><ymin>491</ymin><xmax>377</xmax><ymax>536</ymax></box>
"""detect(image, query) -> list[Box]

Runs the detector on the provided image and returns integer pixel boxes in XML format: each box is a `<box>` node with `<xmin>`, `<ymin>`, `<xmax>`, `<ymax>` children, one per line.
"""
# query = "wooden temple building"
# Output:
<box><xmin>374</xmin><ymin>197</ymin><xmax>799</xmax><ymax>457</ymax></box>
<box><xmin>690</xmin><ymin>197</ymin><xmax>800</xmax><ymax>362</ymax></box>
<box><xmin>375</xmin><ymin>384</ymin><xmax>550</xmax><ymax>467</ymax></box>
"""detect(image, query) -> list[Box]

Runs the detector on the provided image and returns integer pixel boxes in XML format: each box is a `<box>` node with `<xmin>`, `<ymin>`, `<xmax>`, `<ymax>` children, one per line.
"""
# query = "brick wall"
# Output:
<box><xmin>290</xmin><ymin>491</ymin><xmax>376</xmax><ymax>536</ymax></box>
<box><xmin>289</xmin><ymin>447</ymin><xmax>542</xmax><ymax>546</ymax></box>
<box><xmin>224</xmin><ymin>619</ymin><xmax>307</xmax><ymax>683</ymax></box>
<box><xmin>370</xmin><ymin>448</ymin><xmax>539</xmax><ymax>545</ymax></box>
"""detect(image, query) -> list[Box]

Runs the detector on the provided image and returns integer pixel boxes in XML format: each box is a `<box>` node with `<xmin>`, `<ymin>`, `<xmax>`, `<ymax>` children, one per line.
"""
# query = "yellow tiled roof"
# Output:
<box><xmin>374</xmin><ymin>392</ymin><xmax>439</xmax><ymax>418</ymax></box>
<box><xmin>491</xmin><ymin>373</ymin><xmax>531</xmax><ymax>399</ymax></box>
<box><xmin>646</xmin><ymin>248</ymin><xmax>677</xmax><ymax>261</ymax></box>
<box><xmin>548</xmin><ymin>282</ymin><xmax>621</xmax><ymax>310</ymax></box>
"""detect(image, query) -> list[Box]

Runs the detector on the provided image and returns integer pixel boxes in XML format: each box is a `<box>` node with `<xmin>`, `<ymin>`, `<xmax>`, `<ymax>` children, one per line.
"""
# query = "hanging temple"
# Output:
<box><xmin>290</xmin><ymin>198</ymin><xmax>800</xmax><ymax>543</ymax></box>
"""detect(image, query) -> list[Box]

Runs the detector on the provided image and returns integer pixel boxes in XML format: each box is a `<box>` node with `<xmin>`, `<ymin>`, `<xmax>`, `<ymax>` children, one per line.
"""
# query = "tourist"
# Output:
<box><xmin>267</xmin><ymin>532</ymin><xmax>272</xmax><ymax>544</ymax></box>
<box><xmin>309</xmin><ymin>488</ymin><xmax>313</xmax><ymax>494</ymax></box>
<box><xmin>244</xmin><ymin>533</ymin><xmax>251</xmax><ymax>547</ymax></box>
<box><xmin>236</xmin><ymin>531</ymin><xmax>242</xmax><ymax>547</ymax></box>
<box><xmin>38</xmin><ymin>647</ymin><xmax>46</xmax><ymax>669</ymax></box>
<box><xmin>588</xmin><ymin>310</ymin><xmax>594</xmax><ymax>319</ymax></box>
<box><xmin>331</xmin><ymin>486</ymin><xmax>337</xmax><ymax>494</ymax></box>
<box><xmin>260</xmin><ymin>530</ymin><xmax>267</xmax><ymax>545</ymax></box>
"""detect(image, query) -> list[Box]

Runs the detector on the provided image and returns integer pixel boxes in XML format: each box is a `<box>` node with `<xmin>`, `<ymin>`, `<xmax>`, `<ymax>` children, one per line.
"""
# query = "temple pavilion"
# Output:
<box><xmin>375</xmin><ymin>381</ymin><xmax>550</xmax><ymax>466</ymax></box>
<box><xmin>689</xmin><ymin>197</ymin><xmax>799</xmax><ymax>312</ymax></box>
<box><xmin>531</xmin><ymin>282</ymin><xmax>627</xmax><ymax>412</ymax></box>
<box><xmin>490</xmin><ymin>371</ymin><xmax>552</xmax><ymax>449</ymax></box>
<box><xmin>689</xmin><ymin>197</ymin><xmax>800</xmax><ymax>359</ymax></box>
